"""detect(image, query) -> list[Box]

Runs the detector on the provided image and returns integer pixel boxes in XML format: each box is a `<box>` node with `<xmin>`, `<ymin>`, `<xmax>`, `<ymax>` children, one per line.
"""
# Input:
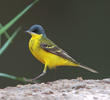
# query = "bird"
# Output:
<box><xmin>26</xmin><ymin>24</ymin><xmax>98</xmax><ymax>81</ymax></box>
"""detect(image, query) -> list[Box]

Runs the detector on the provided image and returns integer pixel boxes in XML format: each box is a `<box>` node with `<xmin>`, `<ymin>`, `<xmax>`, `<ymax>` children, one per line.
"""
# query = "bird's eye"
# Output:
<box><xmin>32</xmin><ymin>29</ymin><xmax>38</xmax><ymax>33</ymax></box>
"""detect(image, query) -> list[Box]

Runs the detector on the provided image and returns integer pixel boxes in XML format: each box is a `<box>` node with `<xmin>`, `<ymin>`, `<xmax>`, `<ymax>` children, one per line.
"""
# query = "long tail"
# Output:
<box><xmin>78</xmin><ymin>64</ymin><xmax>98</xmax><ymax>73</ymax></box>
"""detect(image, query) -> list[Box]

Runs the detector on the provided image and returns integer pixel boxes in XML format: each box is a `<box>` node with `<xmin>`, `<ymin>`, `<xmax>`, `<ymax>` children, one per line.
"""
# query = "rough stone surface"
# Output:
<box><xmin>0</xmin><ymin>78</ymin><xmax>110</xmax><ymax>100</ymax></box>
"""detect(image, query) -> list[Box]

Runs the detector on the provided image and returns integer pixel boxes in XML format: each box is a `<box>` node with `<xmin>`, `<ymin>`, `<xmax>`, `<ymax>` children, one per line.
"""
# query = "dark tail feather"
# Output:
<box><xmin>78</xmin><ymin>64</ymin><xmax>98</xmax><ymax>73</ymax></box>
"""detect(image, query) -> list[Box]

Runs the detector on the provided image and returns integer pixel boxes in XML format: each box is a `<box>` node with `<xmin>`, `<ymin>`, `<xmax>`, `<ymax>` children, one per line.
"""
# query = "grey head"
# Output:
<box><xmin>26</xmin><ymin>24</ymin><xmax>46</xmax><ymax>37</ymax></box>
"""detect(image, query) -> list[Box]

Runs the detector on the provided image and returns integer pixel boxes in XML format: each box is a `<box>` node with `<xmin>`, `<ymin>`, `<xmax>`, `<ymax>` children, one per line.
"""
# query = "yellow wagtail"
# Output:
<box><xmin>26</xmin><ymin>24</ymin><xmax>98</xmax><ymax>81</ymax></box>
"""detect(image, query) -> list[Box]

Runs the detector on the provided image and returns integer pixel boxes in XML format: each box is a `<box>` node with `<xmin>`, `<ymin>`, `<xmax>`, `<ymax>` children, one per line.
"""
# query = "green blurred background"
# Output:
<box><xmin>0</xmin><ymin>0</ymin><xmax>109</xmax><ymax>88</ymax></box>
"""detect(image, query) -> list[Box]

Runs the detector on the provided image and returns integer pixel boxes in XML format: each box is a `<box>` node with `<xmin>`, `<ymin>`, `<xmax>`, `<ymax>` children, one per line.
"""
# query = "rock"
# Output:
<box><xmin>0</xmin><ymin>79</ymin><xmax>110</xmax><ymax>100</ymax></box>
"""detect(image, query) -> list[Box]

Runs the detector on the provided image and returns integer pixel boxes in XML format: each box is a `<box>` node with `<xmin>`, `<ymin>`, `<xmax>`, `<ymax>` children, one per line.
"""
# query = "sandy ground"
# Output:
<box><xmin>0</xmin><ymin>78</ymin><xmax>110</xmax><ymax>100</ymax></box>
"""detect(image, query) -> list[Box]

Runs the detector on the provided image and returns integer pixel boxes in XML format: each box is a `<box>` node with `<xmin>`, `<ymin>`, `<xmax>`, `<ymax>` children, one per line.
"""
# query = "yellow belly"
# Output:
<box><xmin>29</xmin><ymin>37</ymin><xmax>78</xmax><ymax>69</ymax></box>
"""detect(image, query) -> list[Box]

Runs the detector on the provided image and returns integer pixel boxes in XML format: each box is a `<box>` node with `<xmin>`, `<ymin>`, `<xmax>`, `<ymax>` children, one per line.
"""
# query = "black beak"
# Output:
<box><xmin>25</xmin><ymin>30</ymin><xmax>31</xmax><ymax>34</ymax></box>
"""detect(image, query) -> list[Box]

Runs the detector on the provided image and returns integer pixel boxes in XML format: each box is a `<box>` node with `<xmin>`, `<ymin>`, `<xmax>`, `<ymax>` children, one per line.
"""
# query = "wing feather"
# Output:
<box><xmin>40</xmin><ymin>43</ymin><xmax>78</xmax><ymax>64</ymax></box>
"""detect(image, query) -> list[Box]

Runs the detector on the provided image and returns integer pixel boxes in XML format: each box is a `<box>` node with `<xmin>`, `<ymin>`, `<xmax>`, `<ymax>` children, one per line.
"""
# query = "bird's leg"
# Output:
<box><xmin>31</xmin><ymin>71</ymin><xmax>46</xmax><ymax>81</ymax></box>
<box><xmin>24</xmin><ymin>64</ymin><xmax>47</xmax><ymax>83</ymax></box>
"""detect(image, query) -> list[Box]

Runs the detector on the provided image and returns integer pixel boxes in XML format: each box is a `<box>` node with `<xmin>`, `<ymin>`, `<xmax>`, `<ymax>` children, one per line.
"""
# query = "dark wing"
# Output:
<box><xmin>40</xmin><ymin>43</ymin><xmax>78</xmax><ymax>63</ymax></box>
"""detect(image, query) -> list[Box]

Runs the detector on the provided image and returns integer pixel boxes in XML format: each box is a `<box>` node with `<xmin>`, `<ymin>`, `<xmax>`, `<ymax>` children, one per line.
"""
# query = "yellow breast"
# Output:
<box><xmin>29</xmin><ymin>34</ymin><xmax>45</xmax><ymax>64</ymax></box>
<box><xmin>29</xmin><ymin>34</ymin><xmax>78</xmax><ymax>69</ymax></box>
